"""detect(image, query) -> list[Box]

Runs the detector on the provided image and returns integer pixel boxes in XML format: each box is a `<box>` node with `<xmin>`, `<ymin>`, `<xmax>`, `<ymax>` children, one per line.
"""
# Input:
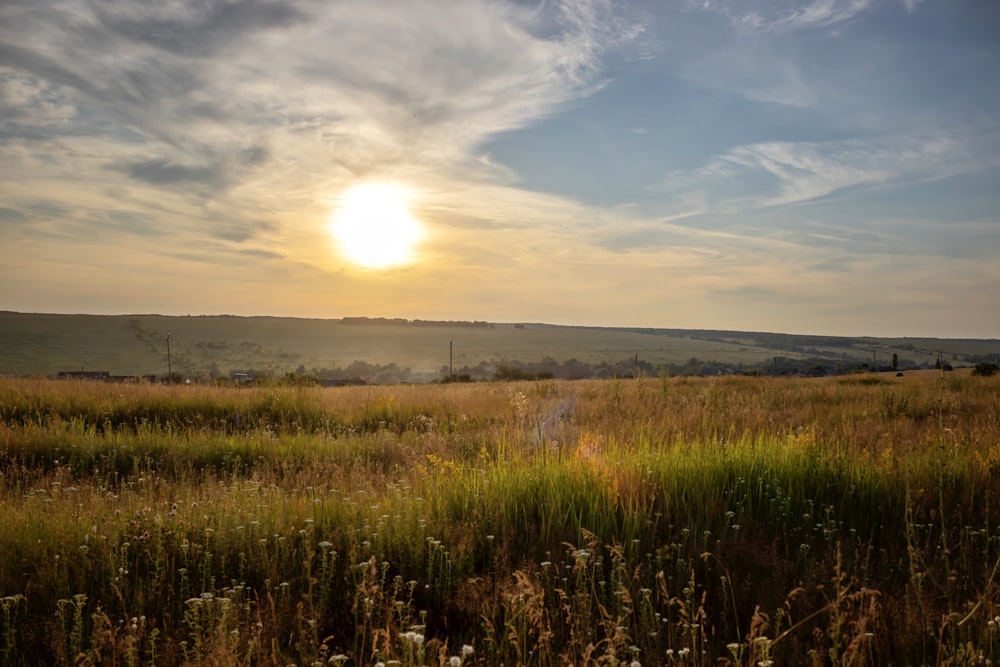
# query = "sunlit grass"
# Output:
<box><xmin>0</xmin><ymin>374</ymin><xmax>998</xmax><ymax>665</ymax></box>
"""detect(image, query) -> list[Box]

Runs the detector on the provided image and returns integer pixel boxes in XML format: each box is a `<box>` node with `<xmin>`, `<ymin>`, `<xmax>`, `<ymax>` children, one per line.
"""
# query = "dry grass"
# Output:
<box><xmin>0</xmin><ymin>373</ymin><xmax>998</xmax><ymax>665</ymax></box>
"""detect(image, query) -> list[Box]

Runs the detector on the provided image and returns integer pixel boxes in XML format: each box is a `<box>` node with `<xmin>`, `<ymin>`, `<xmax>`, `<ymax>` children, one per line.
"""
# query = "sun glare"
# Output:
<box><xmin>329</xmin><ymin>182</ymin><xmax>423</xmax><ymax>269</ymax></box>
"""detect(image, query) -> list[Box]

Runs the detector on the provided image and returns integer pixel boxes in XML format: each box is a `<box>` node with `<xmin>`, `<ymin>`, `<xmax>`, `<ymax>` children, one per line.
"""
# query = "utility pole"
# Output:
<box><xmin>166</xmin><ymin>333</ymin><xmax>172</xmax><ymax>383</ymax></box>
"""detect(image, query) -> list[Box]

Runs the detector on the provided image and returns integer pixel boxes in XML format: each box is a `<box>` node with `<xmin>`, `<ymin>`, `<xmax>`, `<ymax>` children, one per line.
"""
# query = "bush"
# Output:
<box><xmin>972</xmin><ymin>362</ymin><xmax>999</xmax><ymax>376</ymax></box>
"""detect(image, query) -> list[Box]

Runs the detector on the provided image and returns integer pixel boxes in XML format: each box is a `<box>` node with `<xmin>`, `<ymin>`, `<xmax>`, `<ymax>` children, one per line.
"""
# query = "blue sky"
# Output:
<box><xmin>1</xmin><ymin>0</ymin><xmax>998</xmax><ymax>337</ymax></box>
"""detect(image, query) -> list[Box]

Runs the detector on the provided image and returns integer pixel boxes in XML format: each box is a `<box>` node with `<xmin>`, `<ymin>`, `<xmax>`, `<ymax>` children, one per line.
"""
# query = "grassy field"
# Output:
<box><xmin>1</xmin><ymin>372</ymin><xmax>998</xmax><ymax>666</ymax></box>
<box><xmin>1</xmin><ymin>311</ymin><xmax>996</xmax><ymax>379</ymax></box>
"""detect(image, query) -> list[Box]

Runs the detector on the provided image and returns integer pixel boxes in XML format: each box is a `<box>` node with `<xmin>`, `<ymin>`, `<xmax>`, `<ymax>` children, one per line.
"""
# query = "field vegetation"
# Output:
<box><xmin>2</xmin><ymin>311</ymin><xmax>996</xmax><ymax>380</ymax></box>
<box><xmin>1</xmin><ymin>372</ymin><xmax>999</xmax><ymax>665</ymax></box>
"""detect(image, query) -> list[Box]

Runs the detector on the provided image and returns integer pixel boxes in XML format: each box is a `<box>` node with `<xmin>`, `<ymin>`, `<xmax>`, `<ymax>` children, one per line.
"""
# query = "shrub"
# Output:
<box><xmin>972</xmin><ymin>362</ymin><xmax>999</xmax><ymax>376</ymax></box>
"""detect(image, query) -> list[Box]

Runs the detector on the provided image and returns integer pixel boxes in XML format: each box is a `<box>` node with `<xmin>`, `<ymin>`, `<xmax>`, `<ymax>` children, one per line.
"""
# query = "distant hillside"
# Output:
<box><xmin>1</xmin><ymin>311</ymin><xmax>996</xmax><ymax>381</ymax></box>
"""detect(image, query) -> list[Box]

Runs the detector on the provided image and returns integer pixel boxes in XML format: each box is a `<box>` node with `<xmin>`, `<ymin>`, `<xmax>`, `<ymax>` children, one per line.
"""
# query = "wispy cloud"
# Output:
<box><xmin>660</xmin><ymin>129</ymin><xmax>999</xmax><ymax>213</ymax></box>
<box><xmin>761</xmin><ymin>0</ymin><xmax>874</xmax><ymax>32</ymax></box>
<box><xmin>680</xmin><ymin>44</ymin><xmax>818</xmax><ymax>108</ymax></box>
<box><xmin>689</xmin><ymin>0</ymin><xmax>875</xmax><ymax>32</ymax></box>
<box><xmin>0</xmin><ymin>0</ymin><xmax>642</xmax><ymax>243</ymax></box>
<box><xmin>87</xmin><ymin>0</ymin><xmax>615</xmax><ymax>131</ymax></box>
<box><xmin>0</xmin><ymin>68</ymin><xmax>75</xmax><ymax>129</ymax></box>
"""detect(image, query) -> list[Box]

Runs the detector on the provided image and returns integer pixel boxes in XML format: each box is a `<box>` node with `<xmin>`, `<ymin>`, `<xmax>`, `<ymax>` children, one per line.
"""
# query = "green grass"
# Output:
<box><xmin>1</xmin><ymin>375</ymin><xmax>999</xmax><ymax>665</ymax></box>
<box><xmin>3</xmin><ymin>311</ymin><xmax>996</xmax><ymax>378</ymax></box>
<box><xmin>0</xmin><ymin>312</ymin><xmax>797</xmax><ymax>377</ymax></box>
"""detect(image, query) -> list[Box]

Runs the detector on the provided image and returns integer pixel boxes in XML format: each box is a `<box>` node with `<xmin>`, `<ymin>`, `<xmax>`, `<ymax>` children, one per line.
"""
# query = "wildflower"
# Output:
<box><xmin>449</xmin><ymin>657</ymin><xmax>461</xmax><ymax>667</ymax></box>
<box><xmin>630</xmin><ymin>661</ymin><xmax>641</xmax><ymax>667</ymax></box>
<box><xmin>461</xmin><ymin>645</ymin><xmax>474</xmax><ymax>656</ymax></box>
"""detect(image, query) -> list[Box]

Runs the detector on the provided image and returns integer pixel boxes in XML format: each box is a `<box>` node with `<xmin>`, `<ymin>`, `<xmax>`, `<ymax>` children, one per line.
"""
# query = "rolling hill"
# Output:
<box><xmin>1</xmin><ymin>311</ymin><xmax>996</xmax><ymax>381</ymax></box>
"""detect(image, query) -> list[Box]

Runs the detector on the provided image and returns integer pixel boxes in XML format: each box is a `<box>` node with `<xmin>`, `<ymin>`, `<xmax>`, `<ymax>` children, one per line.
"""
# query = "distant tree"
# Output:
<box><xmin>493</xmin><ymin>365</ymin><xmax>534</xmax><ymax>381</ymax></box>
<box><xmin>559</xmin><ymin>358</ymin><xmax>593</xmax><ymax>379</ymax></box>
<box><xmin>892</xmin><ymin>353</ymin><xmax>898</xmax><ymax>371</ymax></box>
<box><xmin>972</xmin><ymin>362</ymin><xmax>999</xmax><ymax>377</ymax></box>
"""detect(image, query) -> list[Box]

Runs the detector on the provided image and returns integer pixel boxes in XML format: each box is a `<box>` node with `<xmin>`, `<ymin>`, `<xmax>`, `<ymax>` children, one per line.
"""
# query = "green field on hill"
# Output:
<box><xmin>1</xmin><ymin>311</ymin><xmax>996</xmax><ymax>380</ymax></box>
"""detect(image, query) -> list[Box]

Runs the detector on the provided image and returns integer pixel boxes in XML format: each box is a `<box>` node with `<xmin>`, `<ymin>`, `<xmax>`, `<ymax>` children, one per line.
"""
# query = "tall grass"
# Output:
<box><xmin>0</xmin><ymin>374</ymin><xmax>998</xmax><ymax>665</ymax></box>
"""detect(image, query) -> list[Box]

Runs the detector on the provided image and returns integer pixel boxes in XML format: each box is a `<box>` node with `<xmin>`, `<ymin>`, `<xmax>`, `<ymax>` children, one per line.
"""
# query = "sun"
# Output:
<box><xmin>328</xmin><ymin>182</ymin><xmax>424</xmax><ymax>269</ymax></box>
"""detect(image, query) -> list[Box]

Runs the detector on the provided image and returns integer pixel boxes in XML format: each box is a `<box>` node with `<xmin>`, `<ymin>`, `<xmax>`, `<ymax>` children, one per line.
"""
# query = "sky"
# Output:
<box><xmin>1</xmin><ymin>0</ymin><xmax>998</xmax><ymax>338</ymax></box>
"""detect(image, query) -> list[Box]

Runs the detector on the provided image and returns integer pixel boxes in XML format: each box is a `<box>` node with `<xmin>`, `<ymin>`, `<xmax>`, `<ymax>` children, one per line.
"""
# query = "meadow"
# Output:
<box><xmin>2</xmin><ymin>311</ymin><xmax>994</xmax><ymax>379</ymax></box>
<box><xmin>0</xmin><ymin>372</ymin><xmax>998</xmax><ymax>666</ymax></box>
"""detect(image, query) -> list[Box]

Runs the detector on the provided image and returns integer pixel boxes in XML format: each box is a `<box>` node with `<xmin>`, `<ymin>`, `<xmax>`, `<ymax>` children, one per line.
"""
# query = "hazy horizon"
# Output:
<box><xmin>2</xmin><ymin>1</ymin><xmax>999</xmax><ymax>339</ymax></box>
